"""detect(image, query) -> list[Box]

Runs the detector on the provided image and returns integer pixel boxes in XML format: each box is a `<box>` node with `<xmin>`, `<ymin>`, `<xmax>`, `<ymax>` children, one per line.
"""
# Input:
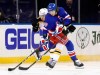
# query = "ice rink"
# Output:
<box><xmin>0</xmin><ymin>61</ymin><xmax>100</xmax><ymax>75</ymax></box>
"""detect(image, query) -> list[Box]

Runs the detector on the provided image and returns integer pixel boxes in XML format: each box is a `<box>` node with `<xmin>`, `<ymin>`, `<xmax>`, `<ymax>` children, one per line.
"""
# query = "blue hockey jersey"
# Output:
<box><xmin>44</xmin><ymin>7</ymin><xmax>71</xmax><ymax>34</ymax></box>
<box><xmin>40</xmin><ymin>7</ymin><xmax>71</xmax><ymax>37</ymax></box>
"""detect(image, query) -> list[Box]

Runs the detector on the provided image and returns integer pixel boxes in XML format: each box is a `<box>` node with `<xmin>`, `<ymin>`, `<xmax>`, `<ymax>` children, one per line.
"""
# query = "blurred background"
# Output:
<box><xmin>0</xmin><ymin>0</ymin><xmax>99</xmax><ymax>23</ymax></box>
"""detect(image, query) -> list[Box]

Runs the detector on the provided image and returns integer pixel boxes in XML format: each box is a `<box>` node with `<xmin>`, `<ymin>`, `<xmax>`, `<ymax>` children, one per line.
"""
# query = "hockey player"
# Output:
<box><xmin>32</xmin><ymin>8</ymin><xmax>48</xmax><ymax>59</ymax></box>
<box><xmin>44</xmin><ymin>3</ymin><xmax>84</xmax><ymax>68</ymax></box>
<box><xmin>32</xmin><ymin>8</ymin><xmax>63</xmax><ymax>61</ymax></box>
<box><xmin>32</xmin><ymin>3</ymin><xmax>84</xmax><ymax>68</ymax></box>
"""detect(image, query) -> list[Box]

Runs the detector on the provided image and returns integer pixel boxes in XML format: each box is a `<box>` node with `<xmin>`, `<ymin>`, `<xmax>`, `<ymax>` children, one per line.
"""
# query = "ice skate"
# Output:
<box><xmin>74</xmin><ymin>60</ymin><xmax>84</xmax><ymax>69</ymax></box>
<box><xmin>46</xmin><ymin>58</ymin><xmax>57</xmax><ymax>68</ymax></box>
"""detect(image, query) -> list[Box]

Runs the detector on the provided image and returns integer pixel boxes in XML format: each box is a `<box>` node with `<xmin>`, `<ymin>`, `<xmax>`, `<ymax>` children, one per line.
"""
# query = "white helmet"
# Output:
<box><xmin>39</xmin><ymin>8</ymin><xmax>48</xmax><ymax>16</ymax></box>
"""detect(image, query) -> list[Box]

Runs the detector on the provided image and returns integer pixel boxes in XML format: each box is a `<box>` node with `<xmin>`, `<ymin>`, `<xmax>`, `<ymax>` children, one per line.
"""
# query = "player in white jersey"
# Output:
<box><xmin>32</xmin><ymin>8</ymin><xmax>63</xmax><ymax>62</ymax></box>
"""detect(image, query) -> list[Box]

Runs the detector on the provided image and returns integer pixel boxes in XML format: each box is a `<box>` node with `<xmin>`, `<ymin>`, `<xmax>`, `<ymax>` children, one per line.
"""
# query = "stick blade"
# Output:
<box><xmin>19</xmin><ymin>66</ymin><xmax>29</xmax><ymax>70</ymax></box>
<box><xmin>8</xmin><ymin>68</ymin><xmax>15</xmax><ymax>71</ymax></box>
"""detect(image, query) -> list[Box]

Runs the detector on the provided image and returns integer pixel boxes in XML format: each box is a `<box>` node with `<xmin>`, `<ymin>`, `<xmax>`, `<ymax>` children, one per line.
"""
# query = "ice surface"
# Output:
<box><xmin>0</xmin><ymin>61</ymin><xmax>100</xmax><ymax>75</ymax></box>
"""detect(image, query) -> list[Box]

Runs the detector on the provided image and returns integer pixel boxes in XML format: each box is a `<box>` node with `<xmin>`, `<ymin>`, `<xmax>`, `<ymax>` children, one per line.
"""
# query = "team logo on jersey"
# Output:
<box><xmin>76</xmin><ymin>27</ymin><xmax>90</xmax><ymax>49</ymax></box>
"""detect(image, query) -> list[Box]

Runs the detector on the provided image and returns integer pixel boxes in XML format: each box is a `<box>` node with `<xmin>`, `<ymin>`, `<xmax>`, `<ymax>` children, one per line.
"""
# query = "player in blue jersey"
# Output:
<box><xmin>44</xmin><ymin>3</ymin><xmax>84</xmax><ymax>68</ymax></box>
<box><xmin>32</xmin><ymin>3</ymin><xmax>84</xmax><ymax>68</ymax></box>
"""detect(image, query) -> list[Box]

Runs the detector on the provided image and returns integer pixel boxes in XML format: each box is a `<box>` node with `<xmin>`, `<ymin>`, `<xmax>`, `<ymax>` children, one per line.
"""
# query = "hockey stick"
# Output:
<box><xmin>18</xmin><ymin>24</ymin><xmax>74</xmax><ymax>70</ymax></box>
<box><xmin>8</xmin><ymin>34</ymin><xmax>51</xmax><ymax>71</ymax></box>
<box><xmin>19</xmin><ymin>34</ymin><xmax>67</xmax><ymax>70</ymax></box>
<box><xmin>8</xmin><ymin>49</ymin><xmax>38</xmax><ymax>71</ymax></box>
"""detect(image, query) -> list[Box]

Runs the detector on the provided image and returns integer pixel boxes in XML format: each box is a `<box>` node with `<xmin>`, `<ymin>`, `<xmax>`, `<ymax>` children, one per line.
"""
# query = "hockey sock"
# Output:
<box><xmin>68</xmin><ymin>51</ymin><xmax>78</xmax><ymax>61</ymax></box>
<box><xmin>65</xmin><ymin>40</ymin><xmax>78</xmax><ymax>61</ymax></box>
<box><xmin>49</xmin><ymin>48</ymin><xmax>61</xmax><ymax>61</ymax></box>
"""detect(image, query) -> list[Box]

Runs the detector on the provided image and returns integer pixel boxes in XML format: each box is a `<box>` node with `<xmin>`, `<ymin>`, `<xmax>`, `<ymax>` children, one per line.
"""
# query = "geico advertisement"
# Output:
<box><xmin>0</xmin><ymin>25</ymin><xmax>100</xmax><ymax>57</ymax></box>
<box><xmin>0</xmin><ymin>25</ymin><xmax>42</xmax><ymax>57</ymax></box>
<box><xmin>5</xmin><ymin>28</ymin><xmax>40</xmax><ymax>50</ymax></box>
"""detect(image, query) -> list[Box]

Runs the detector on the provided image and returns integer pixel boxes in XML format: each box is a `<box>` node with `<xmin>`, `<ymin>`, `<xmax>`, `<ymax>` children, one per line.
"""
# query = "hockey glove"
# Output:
<box><xmin>67</xmin><ymin>24</ymin><xmax>76</xmax><ymax>33</ymax></box>
<box><xmin>32</xmin><ymin>18</ymin><xmax>42</xmax><ymax>32</ymax></box>
<box><xmin>32</xmin><ymin>23</ymin><xmax>39</xmax><ymax>32</ymax></box>
<box><xmin>62</xmin><ymin>28</ymin><xmax>69</xmax><ymax>35</ymax></box>
<box><xmin>41</xmin><ymin>38</ymin><xmax>48</xmax><ymax>51</ymax></box>
<box><xmin>56</xmin><ymin>24</ymin><xmax>63</xmax><ymax>34</ymax></box>
<box><xmin>62</xmin><ymin>24</ymin><xmax>76</xmax><ymax>35</ymax></box>
<box><xmin>53</xmin><ymin>24</ymin><xmax>63</xmax><ymax>35</ymax></box>
<box><xmin>41</xmin><ymin>37</ymin><xmax>48</xmax><ymax>45</ymax></box>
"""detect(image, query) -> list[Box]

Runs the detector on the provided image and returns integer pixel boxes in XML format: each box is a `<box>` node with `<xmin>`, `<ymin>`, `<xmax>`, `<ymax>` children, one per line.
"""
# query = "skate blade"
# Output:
<box><xmin>48</xmin><ymin>68</ymin><xmax>53</xmax><ymax>70</ymax></box>
<box><xmin>46</xmin><ymin>66</ymin><xmax>53</xmax><ymax>70</ymax></box>
<box><xmin>75</xmin><ymin>66</ymin><xmax>84</xmax><ymax>69</ymax></box>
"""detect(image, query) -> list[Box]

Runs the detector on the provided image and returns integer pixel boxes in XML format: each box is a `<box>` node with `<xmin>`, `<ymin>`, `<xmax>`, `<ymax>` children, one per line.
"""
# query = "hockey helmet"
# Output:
<box><xmin>47</xmin><ymin>3</ymin><xmax>57</xmax><ymax>12</ymax></box>
<box><xmin>39</xmin><ymin>8</ymin><xmax>48</xmax><ymax>16</ymax></box>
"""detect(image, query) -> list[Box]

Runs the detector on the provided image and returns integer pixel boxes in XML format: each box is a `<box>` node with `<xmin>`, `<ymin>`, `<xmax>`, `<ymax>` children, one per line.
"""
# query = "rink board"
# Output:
<box><xmin>0</xmin><ymin>55</ymin><xmax>100</xmax><ymax>64</ymax></box>
<box><xmin>0</xmin><ymin>24</ymin><xmax>100</xmax><ymax>63</ymax></box>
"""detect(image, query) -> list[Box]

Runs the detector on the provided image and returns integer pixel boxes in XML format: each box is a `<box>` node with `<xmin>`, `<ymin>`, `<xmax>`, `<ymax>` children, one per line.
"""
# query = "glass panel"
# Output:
<box><xmin>0</xmin><ymin>0</ymin><xmax>36</xmax><ymax>23</ymax></box>
<box><xmin>37</xmin><ymin>0</ymin><xmax>55</xmax><ymax>14</ymax></box>
<box><xmin>57</xmin><ymin>0</ymin><xmax>78</xmax><ymax>23</ymax></box>
<box><xmin>80</xmin><ymin>0</ymin><xmax>98</xmax><ymax>23</ymax></box>
<box><xmin>0</xmin><ymin>0</ymin><xmax>99</xmax><ymax>23</ymax></box>
<box><xmin>18</xmin><ymin>0</ymin><xmax>36</xmax><ymax>23</ymax></box>
<box><xmin>0</xmin><ymin>0</ymin><xmax>17</xmax><ymax>23</ymax></box>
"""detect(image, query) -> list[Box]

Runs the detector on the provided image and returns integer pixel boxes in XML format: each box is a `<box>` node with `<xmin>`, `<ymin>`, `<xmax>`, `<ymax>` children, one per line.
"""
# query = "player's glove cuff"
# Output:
<box><xmin>67</xmin><ymin>24</ymin><xmax>76</xmax><ymax>33</ymax></box>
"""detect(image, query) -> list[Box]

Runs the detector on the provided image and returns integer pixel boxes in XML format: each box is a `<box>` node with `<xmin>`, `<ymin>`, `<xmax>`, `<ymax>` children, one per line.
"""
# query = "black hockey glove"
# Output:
<box><xmin>32</xmin><ymin>18</ymin><xmax>42</xmax><ymax>32</ymax></box>
<box><xmin>67</xmin><ymin>24</ymin><xmax>76</xmax><ymax>33</ymax></box>
<box><xmin>62</xmin><ymin>24</ymin><xmax>76</xmax><ymax>35</ymax></box>
<box><xmin>62</xmin><ymin>28</ymin><xmax>69</xmax><ymax>35</ymax></box>
<box><xmin>32</xmin><ymin>23</ymin><xmax>39</xmax><ymax>32</ymax></box>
